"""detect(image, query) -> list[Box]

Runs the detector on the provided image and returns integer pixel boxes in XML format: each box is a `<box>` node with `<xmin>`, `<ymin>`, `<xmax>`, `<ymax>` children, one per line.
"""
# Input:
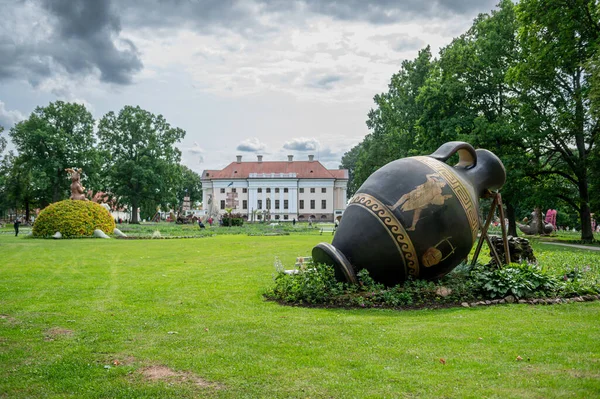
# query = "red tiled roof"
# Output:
<box><xmin>203</xmin><ymin>161</ymin><xmax>348</xmax><ymax>180</ymax></box>
<box><xmin>329</xmin><ymin>169</ymin><xmax>348</xmax><ymax>179</ymax></box>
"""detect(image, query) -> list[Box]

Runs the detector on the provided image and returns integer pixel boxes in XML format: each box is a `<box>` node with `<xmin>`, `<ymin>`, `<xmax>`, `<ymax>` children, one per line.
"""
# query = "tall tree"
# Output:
<box><xmin>339</xmin><ymin>142</ymin><xmax>363</xmax><ymax>198</ymax></box>
<box><xmin>0</xmin><ymin>125</ymin><xmax>6</xmax><ymax>159</ymax></box>
<box><xmin>510</xmin><ymin>0</ymin><xmax>600</xmax><ymax>240</ymax></box>
<box><xmin>97</xmin><ymin>106</ymin><xmax>185</xmax><ymax>223</ymax></box>
<box><xmin>351</xmin><ymin>46</ymin><xmax>435</xmax><ymax>189</ymax></box>
<box><xmin>175</xmin><ymin>164</ymin><xmax>202</xmax><ymax>210</ymax></box>
<box><xmin>8</xmin><ymin>101</ymin><xmax>98</xmax><ymax>206</ymax></box>
<box><xmin>421</xmin><ymin>0</ymin><xmax>526</xmax><ymax>235</ymax></box>
<box><xmin>0</xmin><ymin>152</ymin><xmax>35</xmax><ymax>221</ymax></box>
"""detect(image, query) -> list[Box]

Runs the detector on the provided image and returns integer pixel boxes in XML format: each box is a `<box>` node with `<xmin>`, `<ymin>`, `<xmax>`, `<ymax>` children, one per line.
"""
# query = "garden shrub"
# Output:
<box><xmin>264</xmin><ymin>260</ymin><xmax>479</xmax><ymax>307</ymax></box>
<box><xmin>33</xmin><ymin>200</ymin><xmax>115</xmax><ymax>238</ymax></box>
<box><xmin>222</xmin><ymin>213</ymin><xmax>244</xmax><ymax>227</ymax></box>
<box><xmin>471</xmin><ymin>263</ymin><xmax>561</xmax><ymax>299</ymax></box>
<box><xmin>266</xmin><ymin>258</ymin><xmax>599</xmax><ymax>308</ymax></box>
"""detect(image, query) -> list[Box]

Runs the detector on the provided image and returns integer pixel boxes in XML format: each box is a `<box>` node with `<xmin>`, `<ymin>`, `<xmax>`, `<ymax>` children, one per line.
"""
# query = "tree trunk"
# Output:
<box><xmin>52</xmin><ymin>183</ymin><xmax>60</xmax><ymax>203</ymax></box>
<box><xmin>535</xmin><ymin>206</ymin><xmax>544</xmax><ymax>235</ymax></box>
<box><xmin>25</xmin><ymin>200</ymin><xmax>30</xmax><ymax>223</ymax></box>
<box><xmin>578</xmin><ymin>178</ymin><xmax>594</xmax><ymax>241</ymax></box>
<box><xmin>131</xmin><ymin>198</ymin><xmax>139</xmax><ymax>224</ymax></box>
<box><xmin>506</xmin><ymin>200</ymin><xmax>518</xmax><ymax>237</ymax></box>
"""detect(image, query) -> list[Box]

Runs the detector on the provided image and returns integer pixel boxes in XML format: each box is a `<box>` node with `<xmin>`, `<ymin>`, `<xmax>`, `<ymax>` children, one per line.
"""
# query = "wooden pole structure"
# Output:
<box><xmin>496</xmin><ymin>193</ymin><xmax>511</xmax><ymax>264</ymax></box>
<box><xmin>471</xmin><ymin>193</ymin><xmax>498</xmax><ymax>266</ymax></box>
<box><xmin>471</xmin><ymin>191</ymin><xmax>510</xmax><ymax>267</ymax></box>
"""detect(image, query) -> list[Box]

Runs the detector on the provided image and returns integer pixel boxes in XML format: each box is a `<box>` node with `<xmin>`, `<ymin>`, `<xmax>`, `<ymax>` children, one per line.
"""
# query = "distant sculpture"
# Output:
<box><xmin>518</xmin><ymin>210</ymin><xmax>554</xmax><ymax>235</ymax></box>
<box><xmin>545</xmin><ymin>209</ymin><xmax>557</xmax><ymax>228</ymax></box>
<box><xmin>65</xmin><ymin>168</ymin><xmax>87</xmax><ymax>201</ymax></box>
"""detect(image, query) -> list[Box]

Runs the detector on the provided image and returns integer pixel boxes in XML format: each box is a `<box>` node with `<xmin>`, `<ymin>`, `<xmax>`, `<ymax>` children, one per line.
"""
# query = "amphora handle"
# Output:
<box><xmin>429</xmin><ymin>141</ymin><xmax>477</xmax><ymax>169</ymax></box>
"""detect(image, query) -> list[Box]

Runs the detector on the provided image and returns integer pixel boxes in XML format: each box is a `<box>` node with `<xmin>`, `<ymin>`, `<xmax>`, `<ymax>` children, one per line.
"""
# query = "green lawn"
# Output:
<box><xmin>1</xmin><ymin>234</ymin><xmax>599</xmax><ymax>398</ymax></box>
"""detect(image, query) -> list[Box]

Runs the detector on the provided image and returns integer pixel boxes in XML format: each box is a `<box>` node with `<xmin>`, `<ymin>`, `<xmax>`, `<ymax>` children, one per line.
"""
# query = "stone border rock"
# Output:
<box><xmin>461</xmin><ymin>294</ymin><xmax>600</xmax><ymax>308</ymax></box>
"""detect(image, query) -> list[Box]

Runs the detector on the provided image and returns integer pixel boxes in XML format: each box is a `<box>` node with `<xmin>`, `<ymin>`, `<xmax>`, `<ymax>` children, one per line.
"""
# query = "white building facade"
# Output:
<box><xmin>201</xmin><ymin>155</ymin><xmax>348</xmax><ymax>222</ymax></box>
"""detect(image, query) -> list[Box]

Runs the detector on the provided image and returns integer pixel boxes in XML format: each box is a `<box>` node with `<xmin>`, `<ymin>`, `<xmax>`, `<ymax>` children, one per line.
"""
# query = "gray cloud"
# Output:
<box><xmin>283</xmin><ymin>137</ymin><xmax>319</xmax><ymax>151</ymax></box>
<box><xmin>0</xmin><ymin>0</ymin><xmax>142</xmax><ymax>86</ymax></box>
<box><xmin>188</xmin><ymin>141</ymin><xmax>204</xmax><ymax>154</ymax></box>
<box><xmin>121</xmin><ymin>0</ymin><xmax>499</xmax><ymax>29</ymax></box>
<box><xmin>308</xmin><ymin>75</ymin><xmax>343</xmax><ymax>90</ymax></box>
<box><xmin>0</xmin><ymin>101</ymin><xmax>26</xmax><ymax>129</ymax></box>
<box><xmin>237</xmin><ymin>137</ymin><xmax>267</xmax><ymax>152</ymax></box>
<box><xmin>296</xmin><ymin>0</ymin><xmax>499</xmax><ymax>24</ymax></box>
<box><xmin>370</xmin><ymin>33</ymin><xmax>425</xmax><ymax>52</ymax></box>
<box><xmin>0</xmin><ymin>0</ymin><xmax>499</xmax><ymax>89</ymax></box>
<box><xmin>315</xmin><ymin>146</ymin><xmax>341</xmax><ymax>162</ymax></box>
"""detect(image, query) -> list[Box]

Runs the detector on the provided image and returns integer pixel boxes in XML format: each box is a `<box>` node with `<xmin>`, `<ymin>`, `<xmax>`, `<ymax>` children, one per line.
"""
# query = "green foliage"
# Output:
<box><xmin>0</xmin><ymin>125</ymin><xmax>6</xmax><ymax>157</ymax></box>
<box><xmin>267</xmin><ymin>252</ymin><xmax>600</xmax><ymax>307</ymax></box>
<box><xmin>266</xmin><ymin>261</ymin><xmax>479</xmax><ymax>308</ymax></box>
<box><xmin>32</xmin><ymin>200</ymin><xmax>115</xmax><ymax>238</ymax></box>
<box><xmin>8</xmin><ymin>101</ymin><xmax>99</xmax><ymax>206</ymax></box>
<box><xmin>97</xmin><ymin>106</ymin><xmax>185</xmax><ymax>223</ymax></box>
<box><xmin>266</xmin><ymin>261</ymin><xmax>348</xmax><ymax>304</ymax></box>
<box><xmin>221</xmin><ymin>213</ymin><xmax>244</xmax><ymax>227</ymax></box>
<box><xmin>471</xmin><ymin>263</ymin><xmax>561</xmax><ymax>299</ymax></box>
<box><xmin>341</xmin><ymin>0</ymin><xmax>599</xmax><ymax>240</ymax></box>
<box><xmin>175</xmin><ymin>164</ymin><xmax>202</xmax><ymax>210</ymax></box>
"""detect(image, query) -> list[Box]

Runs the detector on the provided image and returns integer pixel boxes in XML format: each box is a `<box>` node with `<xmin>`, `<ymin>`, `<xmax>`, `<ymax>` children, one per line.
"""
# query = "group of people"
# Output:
<box><xmin>198</xmin><ymin>217</ymin><xmax>214</xmax><ymax>229</ymax></box>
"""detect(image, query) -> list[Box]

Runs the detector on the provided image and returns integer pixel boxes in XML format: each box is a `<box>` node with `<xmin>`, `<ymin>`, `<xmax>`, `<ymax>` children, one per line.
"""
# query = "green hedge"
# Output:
<box><xmin>33</xmin><ymin>200</ymin><xmax>115</xmax><ymax>238</ymax></box>
<box><xmin>222</xmin><ymin>213</ymin><xmax>244</xmax><ymax>227</ymax></box>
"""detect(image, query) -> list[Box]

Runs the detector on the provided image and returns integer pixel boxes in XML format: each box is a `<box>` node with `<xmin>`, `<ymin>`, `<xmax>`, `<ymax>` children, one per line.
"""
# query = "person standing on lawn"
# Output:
<box><xmin>14</xmin><ymin>219</ymin><xmax>21</xmax><ymax>237</ymax></box>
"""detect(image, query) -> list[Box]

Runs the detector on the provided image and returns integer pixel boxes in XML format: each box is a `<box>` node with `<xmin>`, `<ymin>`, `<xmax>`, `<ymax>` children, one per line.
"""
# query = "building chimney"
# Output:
<box><xmin>257</xmin><ymin>155</ymin><xmax>263</xmax><ymax>163</ymax></box>
<box><xmin>308</xmin><ymin>154</ymin><xmax>314</xmax><ymax>162</ymax></box>
<box><xmin>236</xmin><ymin>155</ymin><xmax>242</xmax><ymax>163</ymax></box>
<box><xmin>288</xmin><ymin>155</ymin><xmax>293</xmax><ymax>162</ymax></box>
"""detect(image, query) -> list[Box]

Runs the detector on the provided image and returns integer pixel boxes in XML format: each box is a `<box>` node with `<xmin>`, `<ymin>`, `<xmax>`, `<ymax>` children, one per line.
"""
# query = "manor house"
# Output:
<box><xmin>201</xmin><ymin>155</ymin><xmax>348</xmax><ymax>222</ymax></box>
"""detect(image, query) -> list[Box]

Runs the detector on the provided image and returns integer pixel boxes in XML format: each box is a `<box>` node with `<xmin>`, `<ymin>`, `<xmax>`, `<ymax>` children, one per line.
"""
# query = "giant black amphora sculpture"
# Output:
<box><xmin>313</xmin><ymin>142</ymin><xmax>506</xmax><ymax>286</ymax></box>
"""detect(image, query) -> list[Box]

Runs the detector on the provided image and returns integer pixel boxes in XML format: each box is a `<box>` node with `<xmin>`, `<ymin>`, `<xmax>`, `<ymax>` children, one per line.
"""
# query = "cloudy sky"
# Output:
<box><xmin>0</xmin><ymin>0</ymin><xmax>499</xmax><ymax>172</ymax></box>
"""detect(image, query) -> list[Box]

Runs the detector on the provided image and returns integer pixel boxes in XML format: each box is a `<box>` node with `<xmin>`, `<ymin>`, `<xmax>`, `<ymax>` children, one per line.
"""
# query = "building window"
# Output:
<box><xmin>243</xmin><ymin>200</ymin><xmax>248</xmax><ymax>209</ymax></box>
<box><xmin>275</xmin><ymin>200</ymin><xmax>280</xmax><ymax>209</ymax></box>
<box><xmin>275</xmin><ymin>215</ymin><xmax>280</xmax><ymax>220</ymax></box>
<box><xmin>275</xmin><ymin>188</ymin><xmax>280</xmax><ymax>193</ymax></box>
<box><xmin>266</xmin><ymin>198</ymin><xmax>271</xmax><ymax>209</ymax></box>
<box><xmin>266</xmin><ymin>188</ymin><xmax>271</xmax><ymax>193</ymax></box>
<box><xmin>257</xmin><ymin>214</ymin><xmax>262</xmax><ymax>220</ymax></box>
<box><xmin>232</xmin><ymin>188</ymin><xmax>236</xmax><ymax>193</ymax></box>
<box><xmin>310</xmin><ymin>199</ymin><xmax>315</xmax><ymax>209</ymax></box>
<box><xmin>258</xmin><ymin>200</ymin><xmax>262</xmax><ymax>209</ymax></box>
<box><xmin>299</xmin><ymin>188</ymin><xmax>304</xmax><ymax>193</ymax></box>
<box><xmin>220</xmin><ymin>188</ymin><xmax>225</xmax><ymax>193</ymax></box>
<box><xmin>284</xmin><ymin>188</ymin><xmax>288</xmax><ymax>193</ymax></box>
<box><xmin>321</xmin><ymin>200</ymin><xmax>326</xmax><ymax>209</ymax></box>
<box><xmin>310</xmin><ymin>188</ymin><xmax>315</xmax><ymax>193</ymax></box>
<box><xmin>284</xmin><ymin>200</ymin><xmax>288</xmax><ymax>209</ymax></box>
<box><xmin>321</xmin><ymin>188</ymin><xmax>326</xmax><ymax>193</ymax></box>
<box><xmin>220</xmin><ymin>200</ymin><xmax>225</xmax><ymax>209</ymax></box>
<box><xmin>284</xmin><ymin>215</ymin><xmax>289</xmax><ymax>220</ymax></box>
<box><xmin>258</xmin><ymin>188</ymin><xmax>262</xmax><ymax>193</ymax></box>
<box><xmin>299</xmin><ymin>200</ymin><xmax>304</xmax><ymax>209</ymax></box>
<box><xmin>243</xmin><ymin>188</ymin><xmax>248</xmax><ymax>193</ymax></box>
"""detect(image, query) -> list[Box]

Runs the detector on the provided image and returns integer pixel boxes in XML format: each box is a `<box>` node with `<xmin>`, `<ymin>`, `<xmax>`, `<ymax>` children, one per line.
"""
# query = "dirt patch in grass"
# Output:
<box><xmin>0</xmin><ymin>314</ymin><xmax>18</xmax><ymax>325</ymax></box>
<box><xmin>140</xmin><ymin>365</ymin><xmax>223</xmax><ymax>389</ymax></box>
<box><xmin>44</xmin><ymin>327</ymin><xmax>74</xmax><ymax>341</ymax></box>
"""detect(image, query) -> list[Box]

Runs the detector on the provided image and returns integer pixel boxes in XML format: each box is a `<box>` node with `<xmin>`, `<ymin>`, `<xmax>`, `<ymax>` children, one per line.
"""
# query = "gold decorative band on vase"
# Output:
<box><xmin>348</xmin><ymin>193</ymin><xmax>419</xmax><ymax>277</ymax></box>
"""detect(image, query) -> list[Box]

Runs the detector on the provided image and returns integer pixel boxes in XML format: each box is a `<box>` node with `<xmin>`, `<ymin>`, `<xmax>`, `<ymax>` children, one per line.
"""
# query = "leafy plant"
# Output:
<box><xmin>471</xmin><ymin>263</ymin><xmax>560</xmax><ymax>299</ymax></box>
